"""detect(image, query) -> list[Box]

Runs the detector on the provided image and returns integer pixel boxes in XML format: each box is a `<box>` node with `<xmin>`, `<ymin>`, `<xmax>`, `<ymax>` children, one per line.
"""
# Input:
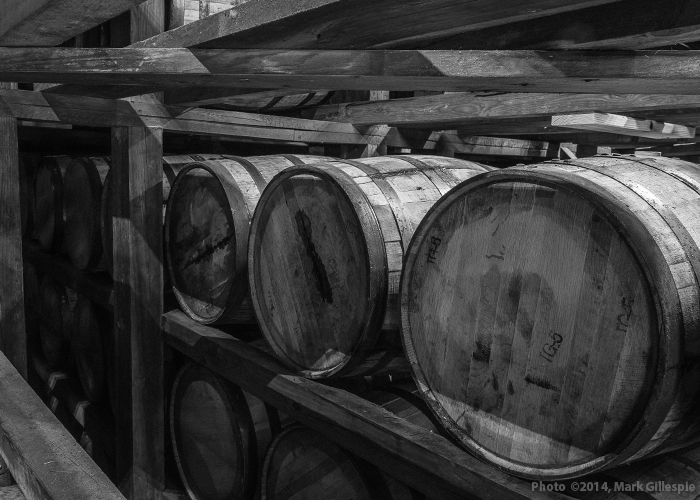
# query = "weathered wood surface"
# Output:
<box><xmin>0</xmin><ymin>349</ymin><xmax>124</xmax><ymax>500</ymax></box>
<box><xmin>111</xmin><ymin>126</ymin><xmax>164</xmax><ymax>500</ymax></box>
<box><xmin>261</xmin><ymin>425</ymin><xmax>382</xmax><ymax>500</ymax></box>
<box><xmin>0</xmin><ymin>0</ymin><xmax>150</xmax><ymax>46</ymax></box>
<box><xmin>417</xmin><ymin>0</ymin><xmax>700</xmax><ymax>50</ymax></box>
<box><xmin>170</xmin><ymin>361</ymin><xmax>284</xmax><ymax>500</ymax></box>
<box><xmin>552</xmin><ymin>112</ymin><xmax>696</xmax><ymax>139</ymax></box>
<box><xmin>0</xmin><ymin>94</ymin><xmax>26</xmax><ymax>378</ymax></box>
<box><xmin>73</xmin><ymin>296</ymin><xmax>111</xmax><ymax>402</ymax></box>
<box><xmin>0</xmin><ymin>487</ymin><xmax>24</xmax><ymax>500</ymax></box>
<box><xmin>34</xmin><ymin>156</ymin><xmax>73</xmax><ymax>253</ymax></box>
<box><xmin>133</xmin><ymin>0</ymin><xmax>621</xmax><ymax>50</ymax></box>
<box><xmin>102</xmin><ymin>154</ymin><xmax>225</xmax><ymax>276</ymax></box>
<box><xmin>161</xmin><ymin>309</ymin><xmax>569</xmax><ymax>500</ymax></box>
<box><xmin>165</xmin><ymin>154</ymin><xmax>332</xmax><ymax>325</ymax></box>
<box><xmin>22</xmin><ymin>239</ymin><xmax>113</xmax><ymax>311</ymax></box>
<box><xmin>63</xmin><ymin>157</ymin><xmax>111</xmax><ymax>271</ymax></box>
<box><xmin>401</xmin><ymin>155</ymin><xmax>700</xmax><ymax>480</ymax></box>
<box><xmin>38</xmin><ymin>275</ymin><xmax>77</xmax><ymax>370</ymax></box>
<box><xmin>6</xmin><ymin>48</ymin><xmax>700</xmax><ymax>94</ymax></box>
<box><xmin>0</xmin><ymin>90</ymin><xmax>383</xmax><ymax>145</ymax></box>
<box><xmin>302</xmin><ymin>92</ymin><xmax>700</xmax><ymax>127</ymax></box>
<box><xmin>439</xmin><ymin>135</ymin><xmax>561</xmax><ymax>158</ymax></box>
<box><xmin>163</xmin><ymin>87</ymin><xmax>327</xmax><ymax>107</ymax></box>
<box><xmin>249</xmin><ymin>156</ymin><xmax>490</xmax><ymax>378</ymax></box>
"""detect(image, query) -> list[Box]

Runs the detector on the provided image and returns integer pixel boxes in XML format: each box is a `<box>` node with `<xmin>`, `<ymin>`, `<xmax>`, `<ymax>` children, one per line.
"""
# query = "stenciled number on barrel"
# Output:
<box><xmin>540</xmin><ymin>330</ymin><xmax>564</xmax><ymax>363</ymax></box>
<box><xmin>426</xmin><ymin>236</ymin><xmax>442</xmax><ymax>264</ymax></box>
<box><xmin>616</xmin><ymin>297</ymin><xmax>634</xmax><ymax>333</ymax></box>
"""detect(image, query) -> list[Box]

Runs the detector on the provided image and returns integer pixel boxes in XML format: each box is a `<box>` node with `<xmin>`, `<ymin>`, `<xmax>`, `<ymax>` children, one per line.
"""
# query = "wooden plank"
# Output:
<box><xmin>417</xmin><ymin>0</ymin><xmax>700</xmax><ymax>50</ymax></box>
<box><xmin>111</xmin><ymin>126</ymin><xmax>164</xmax><ymax>500</ymax></box>
<box><xmin>0</xmin><ymin>83</ymin><xmax>25</xmax><ymax>380</ymax></box>
<box><xmin>161</xmin><ymin>310</ymin><xmax>570</xmax><ymax>500</ymax></box>
<box><xmin>0</xmin><ymin>350</ymin><xmax>124</xmax><ymax>500</ymax></box>
<box><xmin>5</xmin><ymin>48</ymin><xmax>700</xmax><ymax>94</ymax></box>
<box><xmin>440</xmin><ymin>134</ymin><xmax>561</xmax><ymax>158</ymax></box>
<box><xmin>0</xmin><ymin>89</ymin><xmax>384</xmax><ymax>145</ymax></box>
<box><xmin>0</xmin><ymin>0</ymin><xmax>150</xmax><ymax>46</ymax></box>
<box><xmin>552</xmin><ymin>112</ymin><xmax>696</xmax><ymax>139</ymax></box>
<box><xmin>301</xmin><ymin>92</ymin><xmax>700</xmax><ymax>126</ymax></box>
<box><xmin>22</xmin><ymin>240</ymin><xmax>113</xmax><ymax>311</ymax></box>
<box><xmin>131</xmin><ymin>0</ymin><xmax>622</xmax><ymax>50</ymax></box>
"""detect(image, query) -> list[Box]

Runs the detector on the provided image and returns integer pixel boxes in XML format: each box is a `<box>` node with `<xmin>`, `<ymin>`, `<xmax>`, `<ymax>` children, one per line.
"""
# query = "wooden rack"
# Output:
<box><xmin>4</xmin><ymin>1</ymin><xmax>700</xmax><ymax>499</ymax></box>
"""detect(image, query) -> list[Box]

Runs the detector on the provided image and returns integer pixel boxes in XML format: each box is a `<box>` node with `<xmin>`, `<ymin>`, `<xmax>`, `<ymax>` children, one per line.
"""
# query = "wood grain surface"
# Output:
<box><xmin>72</xmin><ymin>295</ymin><xmax>111</xmax><ymax>402</ymax></box>
<box><xmin>170</xmin><ymin>362</ymin><xmax>285</xmax><ymax>500</ymax></box>
<box><xmin>63</xmin><ymin>157</ymin><xmax>111</xmax><ymax>271</ymax></box>
<box><xmin>401</xmin><ymin>155</ymin><xmax>700</xmax><ymax>479</ymax></box>
<box><xmin>8</xmin><ymin>48</ymin><xmax>700</xmax><ymax>95</ymax></box>
<box><xmin>38</xmin><ymin>275</ymin><xmax>77</xmax><ymax>369</ymax></box>
<box><xmin>34</xmin><ymin>156</ymin><xmax>72</xmax><ymax>253</ymax></box>
<box><xmin>249</xmin><ymin>155</ymin><xmax>490</xmax><ymax>378</ymax></box>
<box><xmin>165</xmin><ymin>154</ymin><xmax>332</xmax><ymax>324</ymax></box>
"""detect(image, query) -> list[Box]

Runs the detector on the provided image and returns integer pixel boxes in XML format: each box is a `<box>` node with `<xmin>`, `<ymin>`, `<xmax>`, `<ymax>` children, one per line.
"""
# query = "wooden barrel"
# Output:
<box><xmin>100</xmin><ymin>154</ymin><xmax>226</xmax><ymax>276</ymax></box>
<box><xmin>164</xmin><ymin>154</ymin><xmax>334</xmax><ymax>325</ymax></box>
<box><xmin>170</xmin><ymin>361</ymin><xmax>285</xmax><ymax>500</ymax></box>
<box><xmin>72</xmin><ymin>296</ymin><xmax>111</xmax><ymax>402</ymax></box>
<box><xmin>39</xmin><ymin>275</ymin><xmax>78</xmax><ymax>368</ymax></box>
<box><xmin>34</xmin><ymin>156</ymin><xmax>73</xmax><ymax>252</ymax></box>
<box><xmin>19</xmin><ymin>154</ymin><xmax>39</xmax><ymax>239</ymax></box>
<box><xmin>23</xmin><ymin>262</ymin><xmax>41</xmax><ymax>351</ymax></box>
<box><xmin>63</xmin><ymin>157</ymin><xmax>110</xmax><ymax>271</ymax></box>
<box><xmin>248</xmin><ymin>155</ymin><xmax>490</xmax><ymax>378</ymax></box>
<box><xmin>261</xmin><ymin>421</ymin><xmax>428</xmax><ymax>500</ymax></box>
<box><xmin>400</xmin><ymin>154</ymin><xmax>700</xmax><ymax>480</ymax></box>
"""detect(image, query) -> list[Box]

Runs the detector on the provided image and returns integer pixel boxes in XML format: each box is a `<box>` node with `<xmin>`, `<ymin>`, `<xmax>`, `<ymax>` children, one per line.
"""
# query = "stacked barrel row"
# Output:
<box><xmin>160</xmin><ymin>153</ymin><xmax>700</xmax><ymax>489</ymax></box>
<box><xmin>170</xmin><ymin>360</ymin><xmax>441</xmax><ymax>500</ymax></box>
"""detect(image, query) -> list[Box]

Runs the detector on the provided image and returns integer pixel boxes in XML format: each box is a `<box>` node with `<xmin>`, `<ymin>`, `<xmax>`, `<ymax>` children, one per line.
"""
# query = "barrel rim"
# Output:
<box><xmin>248</xmin><ymin>163</ymin><xmax>388</xmax><ymax>379</ymax></box>
<box><xmin>170</xmin><ymin>361</ymin><xmax>257</xmax><ymax>500</ymax></box>
<box><xmin>64</xmin><ymin>157</ymin><xmax>106</xmax><ymax>271</ymax></box>
<box><xmin>400</xmin><ymin>165</ymin><xmax>681</xmax><ymax>480</ymax></box>
<box><xmin>72</xmin><ymin>295</ymin><xmax>106</xmax><ymax>402</ymax></box>
<box><xmin>164</xmin><ymin>161</ymin><xmax>250</xmax><ymax>325</ymax></box>
<box><xmin>35</xmin><ymin>156</ymin><xmax>70</xmax><ymax>253</ymax></box>
<box><xmin>260</xmin><ymin>423</ymin><xmax>377</xmax><ymax>500</ymax></box>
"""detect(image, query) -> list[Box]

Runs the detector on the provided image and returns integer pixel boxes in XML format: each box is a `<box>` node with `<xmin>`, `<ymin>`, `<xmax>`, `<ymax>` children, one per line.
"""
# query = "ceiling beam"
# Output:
<box><xmin>301</xmin><ymin>92</ymin><xmax>700</xmax><ymax>126</ymax></box>
<box><xmin>6</xmin><ymin>48</ymin><xmax>700</xmax><ymax>95</ymax></box>
<box><xmin>552</xmin><ymin>112</ymin><xmax>696</xmax><ymax>139</ymax></box>
<box><xmin>415</xmin><ymin>0</ymin><xmax>700</xmax><ymax>50</ymax></box>
<box><xmin>131</xmin><ymin>0</ymin><xmax>623</xmax><ymax>49</ymax></box>
<box><xmin>0</xmin><ymin>89</ymin><xmax>386</xmax><ymax>145</ymax></box>
<box><xmin>0</xmin><ymin>0</ymin><xmax>150</xmax><ymax>46</ymax></box>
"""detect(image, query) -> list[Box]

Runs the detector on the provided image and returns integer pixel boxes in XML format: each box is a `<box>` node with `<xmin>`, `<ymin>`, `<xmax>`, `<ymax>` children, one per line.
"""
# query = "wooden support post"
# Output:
<box><xmin>111</xmin><ymin>126</ymin><xmax>164</xmax><ymax>500</ymax></box>
<box><xmin>0</xmin><ymin>82</ymin><xmax>26</xmax><ymax>379</ymax></box>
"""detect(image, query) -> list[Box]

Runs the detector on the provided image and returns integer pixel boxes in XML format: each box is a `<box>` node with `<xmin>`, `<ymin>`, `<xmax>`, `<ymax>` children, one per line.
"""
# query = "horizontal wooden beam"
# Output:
<box><xmin>301</xmin><ymin>92</ymin><xmax>700</xmax><ymax>126</ymax></box>
<box><xmin>415</xmin><ymin>0</ymin><xmax>700</xmax><ymax>50</ymax></box>
<box><xmin>5</xmin><ymin>48</ymin><xmax>700</xmax><ymax>94</ymax></box>
<box><xmin>440</xmin><ymin>134</ymin><xmax>562</xmax><ymax>158</ymax></box>
<box><xmin>0</xmin><ymin>89</ymin><xmax>382</xmax><ymax>145</ymax></box>
<box><xmin>133</xmin><ymin>0</ymin><xmax>622</xmax><ymax>50</ymax></box>
<box><xmin>161</xmin><ymin>310</ymin><xmax>569</xmax><ymax>500</ymax></box>
<box><xmin>0</xmin><ymin>350</ymin><xmax>124</xmax><ymax>500</ymax></box>
<box><xmin>0</xmin><ymin>0</ymin><xmax>149</xmax><ymax>46</ymax></box>
<box><xmin>552</xmin><ymin>112</ymin><xmax>696</xmax><ymax>139</ymax></box>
